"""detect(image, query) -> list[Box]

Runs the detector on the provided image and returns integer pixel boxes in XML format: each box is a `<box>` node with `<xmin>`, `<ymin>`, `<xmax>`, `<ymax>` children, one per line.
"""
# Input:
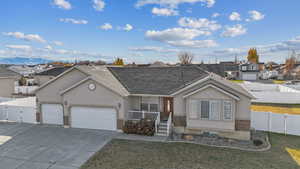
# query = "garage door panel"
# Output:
<box><xmin>242</xmin><ymin>74</ymin><xmax>257</xmax><ymax>81</ymax></box>
<box><xmin>42</xmin><ymin>104</ymin><xmax>63</xmax><ymax>125</ymax></box>
<box><xmin>71</xmin><ymin>107</ymin><xmax>117</xmax><ymax>131</ymax></box>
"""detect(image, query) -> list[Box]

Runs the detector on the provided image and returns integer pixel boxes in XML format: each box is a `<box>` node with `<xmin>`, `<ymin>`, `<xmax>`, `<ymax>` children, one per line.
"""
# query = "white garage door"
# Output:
<box><xmin>71</xmin><ymin>107</ymin><xmax>117</xmax><ymax>131</ymax></box>
<box><xmin>242</xmin><ymin>73</ymin><xmax>257</xmax><ymax>81</ymax></box>
<box><xmin>42</xmin><ymin>104</ymin><xmax>63</xmax><ymax>125</ymax></box>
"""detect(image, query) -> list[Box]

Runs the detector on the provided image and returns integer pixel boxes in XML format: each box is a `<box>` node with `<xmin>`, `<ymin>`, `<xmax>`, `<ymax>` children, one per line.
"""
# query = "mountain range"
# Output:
<box><xmin>0</xmin><ymin>57</ymin><xmax>53</xmax><ymax>65</ymax></box>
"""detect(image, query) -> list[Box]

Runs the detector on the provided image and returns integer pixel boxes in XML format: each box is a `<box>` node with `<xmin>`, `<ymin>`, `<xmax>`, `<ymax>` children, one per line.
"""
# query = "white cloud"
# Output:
<box><xmin>152</xmin><ymin>7</ymin><xmax>179</xmax><ymax>16</ymax></box>
<box><xmin>145</xmin><ymin>28</ymin><xmax>216</xmax><ymax>48</ymax></box>
<box><xmin>93</xmin><ymin>0</ymin><xmax>105</xmax><ymax>11</ymax></box>
<box><xmin>6</xmin><ymin>45</ymin><xmax>32</xmax><ymax>51</ymax></box>
<box><xmin>129</xmin><ymin>46</ymin><xmax>179</xmax><ymax>53</ymax></box>
<box><xmin>123</xmin><ymin>24</ymin><xmax>133</xmax><ymax>31</ymax></box>
<box><xmin>212</xmin><ymin>13</ymin><xmax>220</xmax><ymax>18</ymax></box>
<box><xmin>178</xmin><ymin>17</ymin><xmax>221</xmax><ymax>31</ymax></box>
<box><xmin>221</xmin><ymin>24</ymin><xmax>247</xmax><ymax>37</ymax></box>
<box><xmin>100</xmin><ymin>23</ymin><xmax>113</xmax><ymax>30</ymax></box>
<box><xmin>167</xmin><ymin>39</ymin><xmax>218</xmax><ymax>48</ymax></box>
<box><xmin>211</xmin><ymin>36</ymin><xmax>300</xmax><ymax>61</ymax></box>
<box><xmin>229</xmin><ymin>12</ymin><xmax>241</xmax><ymax>21</ymax></box>
<box><xmin>45</xmin><ymin>45</ymin><xmax>53</xmax><ymax>50</ymax></box>
<box><xmin>59</xmin><ymin>18</ymin><xmax>88</xmax><ymax>24</ymax></box>
<box><xmin>136</xmin><ymin>0</ymin><xmax>215</xmax><ymax>8</ymax></box>
<box><xmin>3</xmin><ymin>32</ymin><xmax>46</xmax><ymax>43</ymax></box>
<box><xmin>247</xmin><ymin>10</ymin><xmax>265</xmax><ymax>21</ymax></box>
<box><xmin>53</xmin><ymin>0</ymin><xmax>72</xmax><ymax>10</ymax></box>
<box><xmin>52</xmin><ymin>41</ymin><xmax>64</xmax><ymax>46</ymax></box>
<box><xmin>146</xmin><ymin>28</ymin><xmax>210</xmax><ymax>41</ymax></box>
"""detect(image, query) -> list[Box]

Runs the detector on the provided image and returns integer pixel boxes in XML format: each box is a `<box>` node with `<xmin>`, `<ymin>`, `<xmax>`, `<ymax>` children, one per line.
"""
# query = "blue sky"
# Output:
<box><xmin>1</xmin><ymin>0</ymin><xmax>300</xmax><ymax>64</ymax></box>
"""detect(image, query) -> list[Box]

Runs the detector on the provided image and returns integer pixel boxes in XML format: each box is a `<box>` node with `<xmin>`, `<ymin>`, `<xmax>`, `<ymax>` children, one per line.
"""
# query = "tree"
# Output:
<box><xmin>178</xmin><ymin>51</ymin><xmax>194</xmax><ymax>65</ymax></box>
<box><xmin>113</xmin><ymin>58</ymin><xmax>124</xmax><ymax>66</ymax></box>
<box><xmin>247</xmin><ymin>48</ymin><xmax>259</xmax><ymax>63</ymax></box>
<box><xmin>285</xmin><ymin>56</ymin><xmax>296</xmax><ymax>74</ymax></box>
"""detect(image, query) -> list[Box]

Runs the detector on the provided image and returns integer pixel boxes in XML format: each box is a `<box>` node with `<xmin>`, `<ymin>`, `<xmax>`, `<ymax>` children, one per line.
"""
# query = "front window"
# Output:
<box><xmin>150</xmin><ymin>104</ymin><xmax>158</xmax><ymax>112</ymax></box>
<box><xmin>141</xmin><ymin>103</ymin><xmax>149</xmax><ymax>111</ymax></box>
<box><xmin>223</xmin><ymin>101</ymin><xmax>233</xmax><ymax>120</ymax></box>
<box><xmin>200</xmin><ymin>101</ymin><xmax>210</xmax><ymax>119</ymax></box>
<box><xmin>141</xmin><ymin>103</ymin><xmax>159</xmax><ymax>112</ymax></box>
<box><xmin>190</xmin><ymin>100</ymin><xmax>230</xmax><ymax>121</ymax></box>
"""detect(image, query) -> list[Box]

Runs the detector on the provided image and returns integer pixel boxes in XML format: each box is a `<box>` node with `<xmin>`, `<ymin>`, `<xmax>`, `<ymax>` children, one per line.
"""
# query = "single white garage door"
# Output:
<box><xmin>42</xmin><ymin>104</ymin><xmax>63</xmax><ymax>125</ymax></box>
<box><xmin>242</xmin><ymin>73</ymin><xmax>257</xmax><ymax>81</ymax></box>
<box><xmin>71</xmin><ymin>107</ymin><xmax>117</xmax><ymax>131</ymax></box>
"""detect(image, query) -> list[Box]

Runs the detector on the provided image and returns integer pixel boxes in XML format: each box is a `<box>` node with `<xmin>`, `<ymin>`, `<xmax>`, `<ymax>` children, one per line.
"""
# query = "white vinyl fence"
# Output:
<box><xmin>251</xmin><ymin>111</ymin><xmax>300</xmax><ymax>136</ymax></box>
<box><xmin>0</xmin><ymin>106</ymin><xmax>36</xmax><ymax>123</ymax></box>
<box><xmin>0</xmin><ymin>97</ymin><xmax>37</xmax><ymax>124</ymax></box>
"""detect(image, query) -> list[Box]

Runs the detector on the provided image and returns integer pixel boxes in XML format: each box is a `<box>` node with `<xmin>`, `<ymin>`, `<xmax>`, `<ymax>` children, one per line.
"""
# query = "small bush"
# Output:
<box><xmin>253</xmin><ymin>139</ymin><xmax>263</xmax><ymax>146</ymax></box>
<box><xmin>123</xmin><ymin>119</ymin><xmax>155</xmax><ymax>136</ymax></box>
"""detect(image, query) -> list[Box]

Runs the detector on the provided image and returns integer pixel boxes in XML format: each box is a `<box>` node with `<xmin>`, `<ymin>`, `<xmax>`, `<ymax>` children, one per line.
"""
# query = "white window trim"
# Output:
<box><xmin>223</xmin><ymin>101</ymin><xmax>233</xmax><ymax>121</ymax></box>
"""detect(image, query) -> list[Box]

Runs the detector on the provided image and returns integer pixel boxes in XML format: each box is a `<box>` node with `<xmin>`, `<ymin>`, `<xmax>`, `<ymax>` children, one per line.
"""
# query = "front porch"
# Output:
<box><xmin>125</xmin><ymin>110</ymin><xmax>172</xmax><ymax>137</ymax></box>
<box><xmin>124</xmin><ymin>96</ymin><xmax>174</xmax><ymax>136</ymax></box>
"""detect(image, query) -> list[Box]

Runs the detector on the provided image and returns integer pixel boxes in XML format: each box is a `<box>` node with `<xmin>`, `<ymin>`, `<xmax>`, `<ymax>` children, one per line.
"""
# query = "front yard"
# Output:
<box><xmin>81</xmin><ymin>133</ymin><xmax>300</xmax><ymax>169</ymax></box>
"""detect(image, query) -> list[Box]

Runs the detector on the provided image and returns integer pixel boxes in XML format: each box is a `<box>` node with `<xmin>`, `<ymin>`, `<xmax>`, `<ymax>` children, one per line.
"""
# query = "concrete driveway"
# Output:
<box><xmin>0</xmin><ymin>123</ymin><xmax>116</xmax><ymax>169</ymax></box>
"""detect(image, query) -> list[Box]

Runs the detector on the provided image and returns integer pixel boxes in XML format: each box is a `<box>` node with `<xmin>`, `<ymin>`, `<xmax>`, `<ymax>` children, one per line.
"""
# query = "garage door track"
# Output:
<box><xmin>0</xmin><ymin>123</ymin><xmax>116</xmax><ymax>169</ymax></box>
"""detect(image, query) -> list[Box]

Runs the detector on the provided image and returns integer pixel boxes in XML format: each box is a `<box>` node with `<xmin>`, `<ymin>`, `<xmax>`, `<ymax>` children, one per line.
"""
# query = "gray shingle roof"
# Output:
<box><xmin>198</xmin><ymin>64</ymin><xmax>225</xmax><ymax>77</ymax></box>
<box><xmin>108</xmin><ymin>66</ymin><xmax>209</xmax><ymax>95</ymax></box>
<box><xmin>35</xmin><ymin>66</ymin><xmax>72</xmax><ymax>76</ymax></box>
<box><xmin>0</xmin><ymin>66</ymin><xmax>20</xmax><ymax>78</ymax></box>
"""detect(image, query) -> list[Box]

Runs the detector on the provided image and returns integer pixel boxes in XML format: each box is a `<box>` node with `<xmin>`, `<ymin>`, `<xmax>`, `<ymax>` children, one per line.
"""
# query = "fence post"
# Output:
<box><xmin>284</xmin><ymin>114</ymin><xmax>287</xmax><ymax>135</ymax></box>
<box><xmin>142</xmin><ymin>111</ymin><xmax>145</xmax><ymax>119</ymax></box>
<box><xmin>268</xmin><ymin>112</ymin><xmax>271</xmax><ymax>132</ymax></box>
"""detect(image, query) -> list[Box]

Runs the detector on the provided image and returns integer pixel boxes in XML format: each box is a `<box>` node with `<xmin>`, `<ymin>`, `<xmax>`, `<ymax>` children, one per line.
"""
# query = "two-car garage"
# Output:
<box><xmin>41</xmin><ymin>104</ymin><xmax>117</xmax><ymax>131</ymax></box>
<box><xmin>70</xmin><ymin>107</ymin><xmax>117</xmax><ymax>131</ymax></box>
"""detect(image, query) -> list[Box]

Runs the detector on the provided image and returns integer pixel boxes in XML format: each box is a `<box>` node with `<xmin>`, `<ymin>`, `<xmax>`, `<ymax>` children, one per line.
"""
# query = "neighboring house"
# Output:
<box><xmin>198</xmin><ymin>64</ymin><xmax>226</xmax><ymax>77</ymax></box>
<box><xmin>0</xmin><ymin>67</ymin><xmax>21</xmax><ymax>97</ymax></box>
<box><xmin>239</xmin><ymin>63</ymin><xmax>260</xmax><ymax>81</ymax></box>
<box><xmin>8</xmin><ymin>65</ymin><xmax>35</xmax><ymax>77</ymax></box>
<box><xmin>34</xmin><ymin>66</ymin><xmax>72</xmax><ymax>86</ymax></box>
<box><xmin>260</xmin><ymin>70</ymin><xmax>279</xmax><ymax>80</ymax></box>
<box><xmin>197</xmin><ymin>63</ymin><xmax>239</xmax><ymax>79</ymax></box>
<box><xmin>223</xmin><ymin>62</ymin><xmax>240</xmax><ymax>80</ymax></box>
<box><xmin>35</xmin><ymin>65</ymin><xmax>254</xmax><ymax>140</ymax></box>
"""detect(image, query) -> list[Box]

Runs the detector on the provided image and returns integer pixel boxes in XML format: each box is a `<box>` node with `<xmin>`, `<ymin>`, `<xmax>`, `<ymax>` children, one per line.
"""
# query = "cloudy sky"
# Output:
<box><xmin>1</xmin><ymin>0</ymin><xmax>300</xmax><ymax>64</ymax></box>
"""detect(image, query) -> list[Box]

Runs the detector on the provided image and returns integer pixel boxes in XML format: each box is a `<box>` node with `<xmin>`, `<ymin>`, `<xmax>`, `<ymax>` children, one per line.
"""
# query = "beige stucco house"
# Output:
<box><xmin>35</xmin><ymin>65</ymin><xmax>254</xmax><ymax>140</ymax></box>
<box><xmin>0</xmin><ymin>67</ymin><xmax>21</xmax><ymax>97</ymax></box>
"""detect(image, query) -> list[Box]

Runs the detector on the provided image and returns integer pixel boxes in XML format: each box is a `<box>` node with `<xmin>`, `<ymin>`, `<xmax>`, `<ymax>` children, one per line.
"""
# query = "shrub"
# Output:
<box><xmin>123</xmin><ymin>119</ymin><xmax>155</xmax><ymax>136</ymax></box>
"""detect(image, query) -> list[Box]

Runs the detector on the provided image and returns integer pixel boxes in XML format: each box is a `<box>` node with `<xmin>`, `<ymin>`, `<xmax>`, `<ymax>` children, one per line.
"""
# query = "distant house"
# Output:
<box><xmin>34</xmin><ymin>66</ymin><xmax>72</xmax><ymax>86</ymax></box>
<box><xmin>8</xmin><ymin>65</ymin><xmax>35</xmax><ymax>77</ymax></box>
<box><xmin>198</xmin><ymin>62</ymin><xmax>239</xmax><ymax>79</ymax></box>
<box><xmin>239</xmin><ymin>63</ymin><xmax>260</xmax><ymax>81</ymax></box>
<box><xmin>0</xmin><ymin>66</ymin><xmax>21</xmax><ymax>97</ymax></box>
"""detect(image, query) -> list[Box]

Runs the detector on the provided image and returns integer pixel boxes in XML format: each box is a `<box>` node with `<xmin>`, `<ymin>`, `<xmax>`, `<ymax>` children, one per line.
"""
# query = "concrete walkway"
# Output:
<box><xmin>0</xmin><ymin>123</ymin><xmax>116</xmax><ymax>169</ymax></box>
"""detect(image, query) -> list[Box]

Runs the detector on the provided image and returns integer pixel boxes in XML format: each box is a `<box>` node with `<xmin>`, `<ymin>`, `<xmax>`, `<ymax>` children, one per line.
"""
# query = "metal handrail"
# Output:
<box><xmin>167</xmin><ymin>112</ymin><xmax>172</xmax><ymax>136</ymax></box>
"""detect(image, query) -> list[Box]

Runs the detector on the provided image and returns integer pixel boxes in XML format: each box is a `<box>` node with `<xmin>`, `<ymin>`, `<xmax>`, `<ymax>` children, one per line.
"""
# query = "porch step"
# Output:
<box><xmin>155</xmin><ymin>122</ymin><xmax>168</xmax><ymax>136</ymax></box>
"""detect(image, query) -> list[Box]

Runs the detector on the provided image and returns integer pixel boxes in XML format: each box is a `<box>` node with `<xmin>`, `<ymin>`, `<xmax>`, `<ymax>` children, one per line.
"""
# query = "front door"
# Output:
<box><xmin>163</xmin><ymin>97</ymin><xmax>173</xmax><ymax>120</ymax></box>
